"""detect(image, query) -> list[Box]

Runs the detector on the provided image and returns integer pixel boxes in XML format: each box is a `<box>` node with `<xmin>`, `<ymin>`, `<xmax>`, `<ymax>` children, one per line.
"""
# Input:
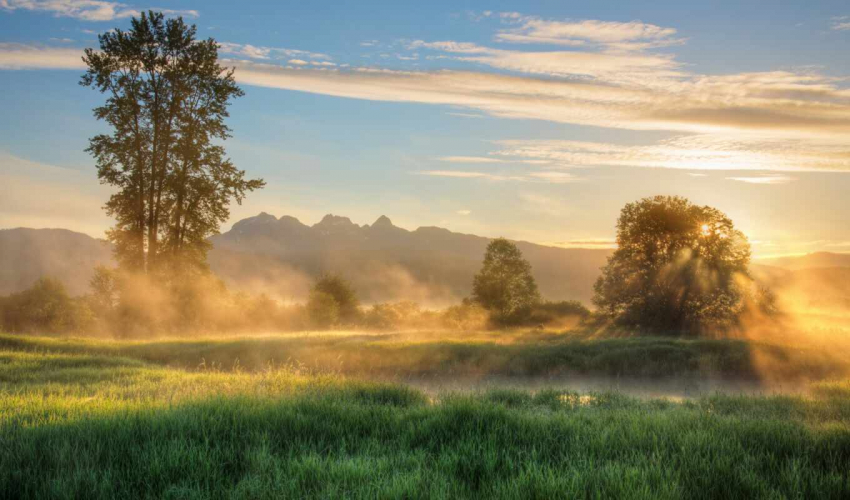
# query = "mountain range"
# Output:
<box><xmin>2</xmin><ymin>213</ymin><xmax>849</xmax><ymax>307</ymax></box>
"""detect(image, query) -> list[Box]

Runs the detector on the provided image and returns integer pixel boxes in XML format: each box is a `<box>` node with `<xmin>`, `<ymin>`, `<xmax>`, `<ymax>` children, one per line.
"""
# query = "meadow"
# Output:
<box><xmin>2</xmin><ymin>330</ymin><xmax>850</xmax><ymax>499</ymax></box>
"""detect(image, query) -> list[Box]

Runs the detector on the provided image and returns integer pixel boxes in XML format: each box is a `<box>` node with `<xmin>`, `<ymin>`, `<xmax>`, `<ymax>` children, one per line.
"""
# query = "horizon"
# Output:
<box><xmin>2</xmin><ymin>1</ymin><xmax>850</xmax><ymax>258</ymax></box>
<box><xmin>5</xmin><ymin>210</ymin><xmax>850</xmax><ymax>261</ymax></box>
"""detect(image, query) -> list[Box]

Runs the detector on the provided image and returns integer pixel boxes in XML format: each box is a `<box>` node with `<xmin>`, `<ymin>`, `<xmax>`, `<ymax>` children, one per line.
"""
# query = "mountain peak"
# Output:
<box><xmin>231</xmin><ymin>212</ymin><xmax>277</xmax><ymax>231</ymax></box>
<box><xmin>372</xmin><ymin>215</ymin><xmax>393</xmax><ymax>228</ymax></box>
<box><xmin>314</xmin><ymin>214</ymin><xmax>358</xmax><ymax>231</ymax></box>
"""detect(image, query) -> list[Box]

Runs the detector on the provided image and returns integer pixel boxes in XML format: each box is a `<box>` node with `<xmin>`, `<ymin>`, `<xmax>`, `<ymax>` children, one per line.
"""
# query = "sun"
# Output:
<box><xmin>700</xmin><ymin>224</ymin><xmax>711</xmax><ymax>236</ymax></box>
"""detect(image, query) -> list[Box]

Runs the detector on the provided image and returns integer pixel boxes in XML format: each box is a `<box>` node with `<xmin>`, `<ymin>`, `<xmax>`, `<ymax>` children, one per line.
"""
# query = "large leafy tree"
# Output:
<box><xmin>472</xmin><ymin>238</ymin><xmax>540</xmax><ymax>324</ymax></box>
<box><xmin>593</xmin><ymin>195</ymin><xmax>752</xmax><ymax>333</ymax></box>
<box><xmin>81</xmin><ymin>11</ymin><xmax>264</xmax><ymax>276</ymax></box>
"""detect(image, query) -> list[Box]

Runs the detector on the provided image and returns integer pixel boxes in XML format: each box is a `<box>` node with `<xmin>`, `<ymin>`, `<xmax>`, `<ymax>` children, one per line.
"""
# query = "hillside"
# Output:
<box><xmin>0</xmin><ymin>228</ymin><xmax>112</xmax><ymax>295</ymax></box>
<box><xmin>208</xmin><ymin>213</ymin><xmax>611</xmax><ymax>304</ymax></box>
<box><xmin>759</xmin><ymin>252</ymin><xmax>850</xmax><ymax>270</ymax></box>
<box><xmin>3</xmin><ymin>218</ymin><xmax>849</xmax><ymax>307</ymax></box>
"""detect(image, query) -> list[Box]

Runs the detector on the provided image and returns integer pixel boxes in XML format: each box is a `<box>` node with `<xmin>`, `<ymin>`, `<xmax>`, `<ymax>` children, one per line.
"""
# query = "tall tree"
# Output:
<box><xmin>81</xmin><ymin>11</ymin><xmax>263</xmax><ymax>276</ymax></box>
<box><xmin>472</xmin><ymin>238</ymin><xmax>540</xmax><ymax>324</ymax></box>
<box><xmin>593</xmin><ymin>195</ymin><xmax>752</xmax><ymax>333</ymax></box>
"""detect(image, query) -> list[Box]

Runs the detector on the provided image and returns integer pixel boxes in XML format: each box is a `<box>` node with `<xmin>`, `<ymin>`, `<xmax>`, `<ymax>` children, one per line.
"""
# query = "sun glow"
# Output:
<box><xmin>700</xmin><ymin>224</ymin><xmax>711</xmax><ymax>236</ymax></box>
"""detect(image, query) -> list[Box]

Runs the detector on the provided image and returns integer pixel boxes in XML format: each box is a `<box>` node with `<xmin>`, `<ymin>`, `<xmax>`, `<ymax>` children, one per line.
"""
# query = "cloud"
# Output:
<box><xmin>688</xmin><ymin>173</ymin><xmax>708</xmax><ymax>177</ymax></box>
<box><xmin>494</xmin><ymin>17</ymin><xmax>682</xmax><ymax>51</ymax></box>
<box><xmin>832</xmin><ymin>16</ymin><xmax>850</xmax><ymax>31</ymax></box>
<box><xmin>218</xmin><ymin>42</ymin><xmax>330</xmax><ymax>61</ymax></box>
<box><xmin>417</xmin><ymin>169</ymin><xmax>578</xmax><ymax>183</ymax></box>
<box><xmin>0</xmin><ymin>0</ymin><xmax>198</xmax><ymax>21</ymax></box>
<box><xmin>526</xmin><ymin>171</ymin><xmax>580</xmax><ymax>183</ymax></box>
<box><xmin>456</xmin><ymin>209</ymin><xmax>471</xmax><ymax>216</ymax></box>
<box><xmin>3</xmin><ymin>9</ymin><xmax>850</xmax><ymax>175</ymax></box>
<box><xmin>438</xmin><ymin>156</ymin><xmax>503</xmax><ymax>163</ymax></box>
<box><xmin>0</xmin><ymin>43</ymin><xmax>85</xmax><ymax>69</ymax></box>
<box><xmin>725</xmin><ymin>175</ymin><xmax>796</xmax><ymax>184</ymax></box>
<box><xmin>489</xmin><ymin>134</ymin><xmax>850</xmax><ymax>172</ymax></box>
<box><xmin>417</xmin><ymin>170</ymin><xmax>505</xmax><ymax>180</ymax></box>
<box><xmin>551</xmin><ymin>238</ymin><xmax>617</xmax><ymax>249</ymax></box>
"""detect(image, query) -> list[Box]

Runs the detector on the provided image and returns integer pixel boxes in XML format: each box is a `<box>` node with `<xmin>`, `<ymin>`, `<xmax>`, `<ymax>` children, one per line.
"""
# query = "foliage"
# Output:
<box><xmin>364</xmin><ymin>301</ymin><xmax>425</xmax><ymax>330</ymax></box>
<box><xmin>310</xmin><ymin>274</ymin><xmax>361</xmax><ymax>325</ymax></box>
<box><xmin>81</xmin><ymin>11</ymin><xmax>263</xmax><ymax>276</ymax></box>
<box><xmin>0</xmin><ymin>278</ymin><xmax>93</xmax><ymax>333</ymax></box>
<box><xmin>528</xmin><ymin>300</ymin><xmax>591</xmax><ymax>327</ymax></box>
<box><xmin>594</xmin><ymin>196</ymin><xmax>754</xmax><ymax>334</ymax></box>
<box><xmin>472</xmin><ymin>238</ymin><xmax>541</xmax><ymax>325</ymax></box>
<box><xmin>306</xmin><ymin>291</ymin><xmax>340</xmax><ymax>329</ymax></box>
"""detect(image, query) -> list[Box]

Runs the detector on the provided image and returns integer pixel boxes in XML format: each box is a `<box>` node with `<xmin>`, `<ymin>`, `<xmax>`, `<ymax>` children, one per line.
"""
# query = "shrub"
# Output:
<box><xmin>307</xmin><ymin>290</ymin><xmax>340</xmax><ymax>328</ymax></box>
<box><xmin>0</xmin><ymin>277</ymin><xmax>93</xmax><ymax>333</ymax></box>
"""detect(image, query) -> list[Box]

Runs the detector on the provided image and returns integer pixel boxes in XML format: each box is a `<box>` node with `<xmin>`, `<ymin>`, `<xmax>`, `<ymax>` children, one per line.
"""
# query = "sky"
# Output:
<box><xmin>0</xmin><ymin>0</ymin><xmax>849</xmax><ymax>258</ymax></box>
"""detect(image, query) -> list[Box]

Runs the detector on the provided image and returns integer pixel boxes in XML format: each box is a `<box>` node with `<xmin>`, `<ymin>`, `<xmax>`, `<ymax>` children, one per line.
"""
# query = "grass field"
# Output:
<box><xmin>2</xmin><ymin>331</ymin><xmax>850</xmax><ymax>498</ymax></box>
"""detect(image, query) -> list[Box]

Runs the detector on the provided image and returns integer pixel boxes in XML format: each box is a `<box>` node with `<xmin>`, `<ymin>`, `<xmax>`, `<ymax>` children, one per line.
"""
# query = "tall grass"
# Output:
<box><xmin>1</xmin><ymin>337</ymin><xmax>850</xmax><ymax>498</ymax></box>
<box><xmin>2</xmin><ymin>330</ymin><xmax>849</xmax><ymax>382</ymax></box>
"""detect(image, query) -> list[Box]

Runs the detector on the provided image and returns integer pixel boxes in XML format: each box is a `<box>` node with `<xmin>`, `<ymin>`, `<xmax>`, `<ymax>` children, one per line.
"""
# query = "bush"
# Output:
<box><xmin>307</xmin><ymin>290</ymin><xmax>340</xmax><ymax>328</ymax></box>
<box><xmin>364</xmin><ymin>301</ymin><xmax>424</xmax><ymax>330</ymax></box>
<box><xmin>311</xmin><ymin>274</ymin><xmax>361</xmax><ymax>326</ymax></box>
<box><xmin>528</xmin><ymin>300</ymin><xmax>591</xmax><ymax>327</ymax></box>
<box><xmin>0</xmin><ymin>277</ymin><xmax>93</xmax><ymax>333</ymax></box>
<box><xmin>441</xmin><ymin>299</ymin><xmax>490</xmax><ymax>330</ymax></box>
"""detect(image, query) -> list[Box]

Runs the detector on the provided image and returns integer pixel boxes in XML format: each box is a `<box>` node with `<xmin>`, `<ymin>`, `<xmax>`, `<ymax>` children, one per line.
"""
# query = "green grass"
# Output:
<box><xmin>3</xmin><ymin>329</ymin><xmax>849</xmax><ymax>382</ymax></box>
<box><xmin>2</xmin><ymin>333</ymin><xmax>850</xmax><ymax>498</ymax></box>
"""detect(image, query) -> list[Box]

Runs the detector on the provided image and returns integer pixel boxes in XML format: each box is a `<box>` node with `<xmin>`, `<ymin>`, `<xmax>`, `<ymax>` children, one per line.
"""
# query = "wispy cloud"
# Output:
<box><xmin>494</xmin><ymin>16</ymin><xmax>683</xmax><ymax>51</ymax></box>
<box><xmin>437</xmin><ymin>156</ymin><xmax>503</xmax><ymax>163</ymax></box>
<box><xmin>417</xmin><ymin>169</ymin><xmax>579</xmax><ymax>183</ymax></box>
<box><xmin>0</xmin><ymin>0</ymin><xmax>198</xmax><ymax>21</ymax></box>
<box><xmin>488</xmin><ymin>134</ymin><xmax>850</xmax><ymax>172</ymax></box>
<box><xmin>218</xmin><ymin>42</ymin><xmax>330</xmax><ymax>61</ymax></box>
<box><xmin>551</xmin><ymin>238</ymin><xmax>617</xmax><ymax>249</ymax></box>
<box><xmin>2</xmin><ymin>11</ymin><xmax>850</xmax><ymax>175</ymax></box>
<box><xmin>831</xmin><ymin>16</ymin><xmax>850</xmax><ymax>31</ymax></box>
<box><xmin>456</xmin><ymin>209</ymin><xmax>471</xmax><ymax>216</ymax></box>
<box><xmin>417</xmin><ymin>170</ymin><xmax>515</xmax><ymax>181</ymax></box>
<box><xmin>725</xmin><ymin>174</ymin><xmax>796</xmax><ymax>184</ymax></box>
<box><xmin>0</xmin><ymin>42</ymin><xmax>85</xmax><ymax>69</ymax></box>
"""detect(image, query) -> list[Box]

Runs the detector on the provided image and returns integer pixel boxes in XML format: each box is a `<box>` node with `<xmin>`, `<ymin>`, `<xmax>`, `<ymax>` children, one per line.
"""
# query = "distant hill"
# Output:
<box><xmin>208</xmin><ymin>213</ymin><xmax>612</xmax><ymax>305</ymax></box>
<box><xmin>0</xmin><ymin>217</ymin><xmax>612</xmax><ymax>304</ymax></box>
<box><xmin>759</xmin><ymin>252</ymin><xmax>850</xmax><ymax>271</ymax></box>
<box><xmin>4</xmin><ymin>220</ymin><xmax>849</xmax><ymax>308</ymax></box>
<box><xmin>0</xmin><ymin>228</ymin><xmax>112</xmax><ymax>295</ymax></box>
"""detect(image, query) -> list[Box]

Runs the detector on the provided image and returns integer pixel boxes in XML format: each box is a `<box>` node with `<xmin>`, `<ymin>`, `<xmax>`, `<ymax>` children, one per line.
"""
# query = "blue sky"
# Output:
<box><xmin>1</xmin><ymin>1</ymin><xmax>849</xmax><ymax>257</ymax></box>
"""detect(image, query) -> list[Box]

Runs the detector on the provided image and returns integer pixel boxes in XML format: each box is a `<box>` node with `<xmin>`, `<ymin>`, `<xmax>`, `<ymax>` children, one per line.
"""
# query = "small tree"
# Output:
<box><xmin>593</xmin><ymin>195</ymin><xmax>752</xmax><ymax>333</ymax></box>
<box><xmin>472</xmin><ymin>238</ymin><xmax>540</xmax><ymax>324</ymax></box>
<box><xmin>306</xmin><ymin>290</ymin><xmax>340</xmax><ymax>329</ymax></box>
<box><xmin>309</xmin><ymin>274</ymin><xmax>360</xmax><ymax>326</ymax></box>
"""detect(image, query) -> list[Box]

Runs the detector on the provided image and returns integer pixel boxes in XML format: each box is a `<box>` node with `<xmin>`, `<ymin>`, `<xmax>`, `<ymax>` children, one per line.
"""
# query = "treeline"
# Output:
<box><xmin>0</xmin><ymin>269</ymin><xmax>589</xmax><ymax>337</ymax></box>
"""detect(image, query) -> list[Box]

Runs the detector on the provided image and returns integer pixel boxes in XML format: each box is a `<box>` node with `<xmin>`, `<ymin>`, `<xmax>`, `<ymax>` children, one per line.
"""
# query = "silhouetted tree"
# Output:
<box><xmin>472</xmin><ymin>238</ymin><xmax>540</xmax><ymax>324</ymax></box>
<box><xmin>593</xmin><ymin>195</ymin><xmax>751</xmax><ymax>333</ymax></box>
<box><xmin>309</xmin><ymin>273</ymin><xmax>361</xmax><ymax>326</ymax></box>
<box><xmin>81</xmin><ymin>11</ymin><xmax>263</xmax><ymax>276</ymax></box>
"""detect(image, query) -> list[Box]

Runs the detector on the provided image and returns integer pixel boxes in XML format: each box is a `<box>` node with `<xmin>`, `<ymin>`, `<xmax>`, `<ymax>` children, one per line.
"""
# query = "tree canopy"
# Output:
<box><xmin>81</xmin><ymin>11</ymin><xmax>264</xmax><ymax>277</ymax></box>
<box><xmin>472</xmin><ymin>238</ymin><xmax>540</xmax><ymax>324</ymax></box>
<box><xmin>308</xmin><ymin>274</ymin><xmax>361</xmax><ymax>326</ymax></box>
<box><xmin>593</xmin><ymin>195</ymin><xmax>752</xmax><ymax>333</ymax></box>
